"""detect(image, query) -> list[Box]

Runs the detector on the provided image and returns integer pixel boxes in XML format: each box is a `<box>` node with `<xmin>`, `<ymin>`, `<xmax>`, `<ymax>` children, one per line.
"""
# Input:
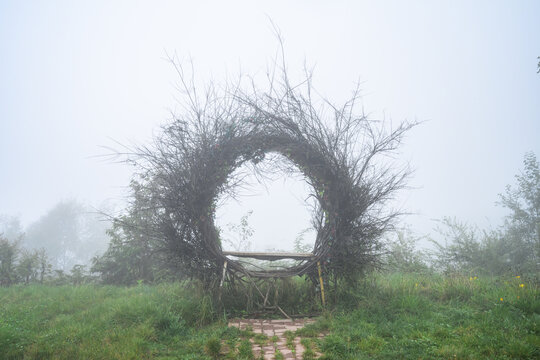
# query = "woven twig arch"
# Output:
<box><xmin>194</xmin><ymin>126</ymin><xmax>341</xmax><ymax>279</ymax></box>
<box><xmin>128</xmin><ymin>62</ymin><xmax>415</xmax><ymax>285</ymax></box>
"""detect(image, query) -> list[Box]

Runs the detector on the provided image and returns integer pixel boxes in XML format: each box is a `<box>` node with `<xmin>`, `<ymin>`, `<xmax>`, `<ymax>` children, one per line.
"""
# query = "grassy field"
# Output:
<box><xmin>0</xmin><ymin>273</ymin><xmax>538</xmax><ymax>359</ymax></box>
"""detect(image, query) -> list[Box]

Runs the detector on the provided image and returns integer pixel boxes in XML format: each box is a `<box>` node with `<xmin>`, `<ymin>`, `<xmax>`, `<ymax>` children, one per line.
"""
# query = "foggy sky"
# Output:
<box><xmin>1</xmin><ymin>1</ymin><xmax>539</xmax><ymax>251</ymax></box>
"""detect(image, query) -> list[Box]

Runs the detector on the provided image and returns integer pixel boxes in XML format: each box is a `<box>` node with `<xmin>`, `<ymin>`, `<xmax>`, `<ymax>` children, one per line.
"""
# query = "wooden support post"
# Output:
<box><xmin>263</xmin><ymin>285</ymin><xmax>270</xmax><ymax>308</ymax></box>
<box><xmin>220</xmin><ymin>260</ymin><xmax>228</xmax><ymax>288</ymax></box>
<box><xmin>317</xmin><ymin>261</ymin><xmax>326</xmax><ymax>307</ymax></box>
<box><xmin>218</xmin><ymin>260</ymin><xmax>228</xmax><ymax>302</ymax></box>
<box><xmin>242</xmin><ymin>273</ymin><xmax>291</xmax><ymax>319</ymax></box>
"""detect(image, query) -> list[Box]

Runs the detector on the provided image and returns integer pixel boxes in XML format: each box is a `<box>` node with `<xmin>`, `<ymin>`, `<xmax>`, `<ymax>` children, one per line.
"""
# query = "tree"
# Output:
<box><xmin>498</xmin><ymin>152</ymin><xmax>539</xmax><ymax>273</ymax></box>
<box><xmin>385</xmin><ymin>229</ymin><xmax>428</xmax><ymax>273</ymax></box>
<box><xmin>70</xmin><ymin>264</ymin><xmax>87</xmax><ymax>285</ymax></box>
<box><xmin>0</xmin><ymin>235</ymin><xmax>19</xmax><ymax>286</ymax></box>
<box><xmin>91</xmin><ymin>180</ymin><xmax>175</xmax><ymax>285</ymax></box>
<box><xmin>0</xmin><ymin>215</ymin><xmax>24</xmax><ymax>243</ymax></box>
<box><xmin>24</xmin><ymin>201</ymin><xmax>81</xmax><ymax>270</ymax></box>
<box><xmin>0</xmin><ymin>233</ymin><xmax>52</xmax><ymax>285</ymax></box>
<box><xmin>36</xmin><ymin>249</ymin><xmax>52</xmax><ymax>283</ymax></box>
<box><xmin>431</xmin><ymin>153</ymin><xmax>539</xmax><ymax>276</ymax></box>
<box><xmin>24</xmin><ymin>200</ymin><xmax>110</xmax><ymax>270</ymax></box>
<box><xmin>51</xmin><ymin>269</ymin><xmax>69</xmax><ymax>286</ymax></box>
<box><xmin>16</xmin><ymin>249</ymin><xmax>39</xmax><ymax>284</ymax></box>
<box><xmin>430</xmin><ymin>218</ymin><xmax>510</xmax><ymax>275</ymax></box>
<box><xmin>222</xmin><ymin>211</ymin><xmax>254</xmax><ymax>252</ymax></box>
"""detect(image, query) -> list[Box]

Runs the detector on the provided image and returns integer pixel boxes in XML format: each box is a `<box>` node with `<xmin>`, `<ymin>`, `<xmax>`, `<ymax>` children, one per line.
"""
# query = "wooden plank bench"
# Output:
<box><xmin>222</xmin><ymin>251</ymin><xmax>315</xmax><ymax>261</ymax></box>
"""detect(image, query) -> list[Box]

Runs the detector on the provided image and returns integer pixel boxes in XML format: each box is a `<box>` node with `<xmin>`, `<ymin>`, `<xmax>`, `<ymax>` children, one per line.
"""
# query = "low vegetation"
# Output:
<box><xmin>0</xmin><ymin>282</ymin><xmax>225</xmax><ymax>359</ymax></box>
<box><xmin>317</xmin><ymin>273</ymin><xmax>538</xmax><ymax>359</ymax></box>
<box><xmin>0</xmin><ymin>273</ymin><xmax>537</xmax><ymax>359</ymax></box>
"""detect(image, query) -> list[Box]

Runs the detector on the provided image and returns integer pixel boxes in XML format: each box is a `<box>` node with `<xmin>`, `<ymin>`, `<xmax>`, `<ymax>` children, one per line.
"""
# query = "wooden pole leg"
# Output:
<box><xmin>317</xmin><ymin>261</ymin><xmax>326</xmax><ymax>307</ymax></box>
<box><xmin>219</xmin><ymin>260</ymin><xmax>228</xmax><ymax>302</ymax></box>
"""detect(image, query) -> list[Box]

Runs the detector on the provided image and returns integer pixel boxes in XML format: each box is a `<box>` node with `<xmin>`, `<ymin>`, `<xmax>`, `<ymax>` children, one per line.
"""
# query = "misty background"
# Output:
<box><xmin>1</xmin><ymin>1</ymin><xmax>539</xmax><ymax>263</ymax></box>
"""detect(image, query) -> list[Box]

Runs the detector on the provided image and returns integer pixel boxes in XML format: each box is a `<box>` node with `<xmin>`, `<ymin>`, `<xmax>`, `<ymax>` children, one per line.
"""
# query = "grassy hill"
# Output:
<box><xmin>0</xmin><ymin>273</ymin><xmax>538</xmax><ymax>359</ymax></box>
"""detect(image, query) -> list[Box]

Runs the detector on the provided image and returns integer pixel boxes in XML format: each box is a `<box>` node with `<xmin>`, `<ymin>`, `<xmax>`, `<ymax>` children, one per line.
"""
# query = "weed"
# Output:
<box><xmin>204</xmin><ymin>337</ymin><xmax>221</xmax><ymax>359</ymax></box>
<box><xmin>237</xmin><ymin>338</ymin><xmax>254</xmax><ymax>359</ymax></box>
<box><xmin>301</xmin><ymin>338</ymin><xmax>318</xmax><ymax>360</ymax></box>
<box><xmin>284</xmin><ymin>330</ymin><xmax>295</xmax><ymax>351</ymax></box>
<box><xmin>253</xmin><ymin>333</ymin><xmax>268</xmax><ymax>346</ymax></box>
<box><xmin>274</xmin><ymin>348</ymin><xmax>284</xmax><ymax>360</ymax></box>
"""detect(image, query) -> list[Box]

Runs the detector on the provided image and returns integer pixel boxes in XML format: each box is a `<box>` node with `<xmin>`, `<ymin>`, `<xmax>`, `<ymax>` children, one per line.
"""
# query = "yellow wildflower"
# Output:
<box><xmin>469</xmin><ymin>277</ymin><xmax>473</xmax><ymax>281</ymax></box>
<box><xmin>516</xmin><ymin>275</ymin><xmax>520</xmax><ymax>278</ymax></box>
<box><xmin>474</xmin><ymin>276</ymin><xmax>478</xmax><ymax>280</ymax></box>
<box><xmin>500</xmin><ymin>297</ymin><xmax>504</xmax><ymax>302</ymax></box>
<box><xmin>415</xmin><ymin>283</ymin><xmax>418</xmax><ymax>288</ymax></box>
<box><xmin>519</xmin><ymin>284</ymin><xmax>525</xmax><ymax>288</ymax></box>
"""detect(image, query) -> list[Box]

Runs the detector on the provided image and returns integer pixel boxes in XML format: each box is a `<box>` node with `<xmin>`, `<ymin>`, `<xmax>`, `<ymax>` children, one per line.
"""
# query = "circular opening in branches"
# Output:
<box><xmin>216</xmin><ymin>153</ymin><xmax>317</xmax><ymax>254</ymax></box>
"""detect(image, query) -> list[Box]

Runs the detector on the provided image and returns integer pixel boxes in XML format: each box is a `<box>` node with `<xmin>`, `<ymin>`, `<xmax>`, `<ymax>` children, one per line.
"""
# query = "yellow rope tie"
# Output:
<box><xmin>317</xmin><ymin>261</ymin><xmax>326</xmax><ymax>307</ymax></box>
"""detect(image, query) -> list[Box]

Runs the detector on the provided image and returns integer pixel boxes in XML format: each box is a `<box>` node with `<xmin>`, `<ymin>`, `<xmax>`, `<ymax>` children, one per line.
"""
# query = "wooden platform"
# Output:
<box><xmin>222</xmin><ymin>251</ymin><xmax>315</xmax><ymax>261</ymax></box>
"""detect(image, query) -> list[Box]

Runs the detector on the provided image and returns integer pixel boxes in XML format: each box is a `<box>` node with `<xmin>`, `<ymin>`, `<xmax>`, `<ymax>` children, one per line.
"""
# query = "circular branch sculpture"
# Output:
<box><xmin>128</xmin><ymin>61</ymin><xmax>416</xmax><ymax>285</ymax></box>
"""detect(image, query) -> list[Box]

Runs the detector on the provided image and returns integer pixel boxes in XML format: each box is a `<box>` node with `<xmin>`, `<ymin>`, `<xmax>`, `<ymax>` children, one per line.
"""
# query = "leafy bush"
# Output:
<box><xmin>384</xmin><ymin>229</ymin><xmax>429</xmax><ymax>273</ymax></box>
<box><xmin>431</xmin><ymin>152</ymin><xmax>539</xmax><ymax>278</ymax></box>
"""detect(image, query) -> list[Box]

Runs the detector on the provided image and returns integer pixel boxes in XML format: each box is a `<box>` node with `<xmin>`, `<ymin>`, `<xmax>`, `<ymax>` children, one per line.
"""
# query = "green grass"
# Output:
<box><xmin>0</xmin><ymin>283</ymin><xmax>228</xmax><ymax>359</ymax></box>
<box><xmin>317</xmin><ymin>273</ymin><xmax>539</xmax><ymax>359</ymax></box>
<box><xmin>0</xmin><ymin>273</ymin><xmax>538</xmax><ymax>359</ymax></box>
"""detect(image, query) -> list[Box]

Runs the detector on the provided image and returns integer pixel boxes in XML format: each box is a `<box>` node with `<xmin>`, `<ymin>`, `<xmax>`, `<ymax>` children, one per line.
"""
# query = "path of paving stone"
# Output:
<box><xmin>228</xmin><ymin>318</ymin><xmax>321</xmax><ymax>359</ymax></box>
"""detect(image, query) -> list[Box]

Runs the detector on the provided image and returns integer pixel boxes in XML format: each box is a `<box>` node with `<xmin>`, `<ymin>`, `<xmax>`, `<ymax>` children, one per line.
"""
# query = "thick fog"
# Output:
<box><xmin>1</xmin><ymin>1</ymin><xmax>539</xmax><ymax>258</ymax></box>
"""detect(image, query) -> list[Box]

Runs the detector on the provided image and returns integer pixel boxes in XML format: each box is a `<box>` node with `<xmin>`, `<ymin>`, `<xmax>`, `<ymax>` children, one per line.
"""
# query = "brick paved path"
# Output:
<box><xmin>228</xmin><ymin>318</ymin><xmax>321</xmax><ymax>359</ymax></box>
